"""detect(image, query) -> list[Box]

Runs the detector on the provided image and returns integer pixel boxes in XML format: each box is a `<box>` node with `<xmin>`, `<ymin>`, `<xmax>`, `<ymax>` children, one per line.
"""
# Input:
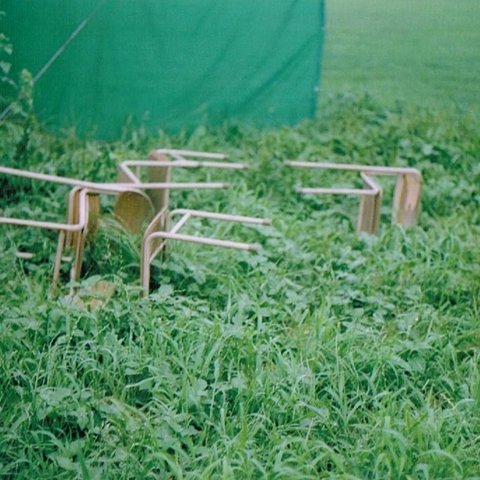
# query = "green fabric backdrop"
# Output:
<box><xmin>3</xmin><ymin>0</ymin><xmax>324</xmax><ymax>138</ymax></box>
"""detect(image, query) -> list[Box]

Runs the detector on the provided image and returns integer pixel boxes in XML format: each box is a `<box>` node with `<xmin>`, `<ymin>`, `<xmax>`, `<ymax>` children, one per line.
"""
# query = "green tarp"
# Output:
<box><xmin>3</xmin><ymin>0</ymin><xmax>324</xmax><ymax>138</ymax></box>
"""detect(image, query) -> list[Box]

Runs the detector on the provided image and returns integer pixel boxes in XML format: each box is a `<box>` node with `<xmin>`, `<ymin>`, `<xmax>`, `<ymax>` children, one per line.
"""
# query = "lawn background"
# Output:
<box><xmin>321</xmin><ymin>0</ymin><xmax>480</xmax><ymax>113</ymax></box>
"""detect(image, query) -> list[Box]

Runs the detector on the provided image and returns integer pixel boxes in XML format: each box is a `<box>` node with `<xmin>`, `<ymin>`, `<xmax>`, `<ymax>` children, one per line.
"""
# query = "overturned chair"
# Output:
<box><xmin>117</xmin><ymin>148</ymin><xmax>247</xmax><ymax>216</ymax></box>
<box><xmin>284</xmin><ymin>161</ymin><xmax>422</xmax><ymax>235</ymax></box>
<box><xmin>117</xmin><ymin>149</ymin><xmax>271</xmax><ymax>295</ymax></box>
<box><xmin>141</xmin><ymin>208</ymin><xmax>271</xmax><ymax>296</ymax></box>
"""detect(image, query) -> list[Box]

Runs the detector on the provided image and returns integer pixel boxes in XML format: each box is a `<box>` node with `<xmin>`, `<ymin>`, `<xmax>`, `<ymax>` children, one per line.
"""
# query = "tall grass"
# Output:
<box><xmin>0</xmin><ymin>97</ymin><xmax>479</xmax><ymax>478</ymax></box>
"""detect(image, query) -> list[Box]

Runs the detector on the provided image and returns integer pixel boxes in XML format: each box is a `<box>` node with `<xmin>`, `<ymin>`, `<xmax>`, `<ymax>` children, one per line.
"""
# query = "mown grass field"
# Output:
<box><xmin>321</xmin><ymin>0</ymin><xmax>480</xmax><ymax>113</ymax></box>
<box><xmin>1</xmin><ymin>1</ymin><xmax>480</xmax><ymax>478</ymax></box>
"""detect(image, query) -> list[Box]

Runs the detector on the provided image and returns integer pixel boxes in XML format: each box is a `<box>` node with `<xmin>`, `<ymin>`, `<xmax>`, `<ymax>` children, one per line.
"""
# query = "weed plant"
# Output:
<box><xmin>0</xmin><ymin>97</ymin><xmax>479</xmax><ymax>478</ymax></box>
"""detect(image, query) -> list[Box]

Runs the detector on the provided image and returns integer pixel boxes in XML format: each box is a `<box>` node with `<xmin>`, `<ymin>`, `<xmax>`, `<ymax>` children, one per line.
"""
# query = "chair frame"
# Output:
<box><xmin>0</xmin><ymin>186</ymin><xmax>91</xmax><ymax>289</ymax></box>
<box><xmin>141</xmin><ymin>207</ymin><xmax>271</xmax><ymax>295</ymax></box>
<box><xmin>284</xmin><ymin>161</ymin><xmax>422</xmax><ymax>235</ymax></box>
<box><xmin>117</xmin><ymin>148</ymin><xmax>247</xmax><ymax>217</ymax></box>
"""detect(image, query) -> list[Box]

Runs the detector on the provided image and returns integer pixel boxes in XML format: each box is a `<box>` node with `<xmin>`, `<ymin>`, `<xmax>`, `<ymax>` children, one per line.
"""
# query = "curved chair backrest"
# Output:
<box><xmin>114</xmin><ymin>189</ymin><xmax>155</xmax><ymax>234</ymax></box>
